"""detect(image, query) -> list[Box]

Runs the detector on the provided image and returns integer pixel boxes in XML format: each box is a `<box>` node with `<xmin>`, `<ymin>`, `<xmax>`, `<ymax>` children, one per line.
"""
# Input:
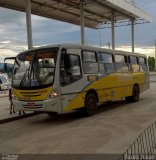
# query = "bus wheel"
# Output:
<box><xmin>84</xmin><ymin>93</ymin><xmax>97</xmax><ymax>116</ymax></box>
<box><xmin>125</xmin><ymin>85</ymin><xmax>140</xmax><ymax>103</ymax></box>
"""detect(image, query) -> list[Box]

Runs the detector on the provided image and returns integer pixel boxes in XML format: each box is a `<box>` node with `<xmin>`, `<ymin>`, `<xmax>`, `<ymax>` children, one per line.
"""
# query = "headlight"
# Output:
<box><xmin>48</xmin><ymin>89</ymin><xmax>59</xmax><ymax>99</ymax></box>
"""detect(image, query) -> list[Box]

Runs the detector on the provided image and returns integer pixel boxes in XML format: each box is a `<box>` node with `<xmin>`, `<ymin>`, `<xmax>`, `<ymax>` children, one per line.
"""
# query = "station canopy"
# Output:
<box><xmin>0</xmin><ymin>0</ymin><xmax>152</xmax><ymax>28</ymax></box>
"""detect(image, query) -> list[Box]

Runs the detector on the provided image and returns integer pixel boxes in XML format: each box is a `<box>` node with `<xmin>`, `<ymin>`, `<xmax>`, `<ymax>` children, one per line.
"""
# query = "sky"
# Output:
<box><xmin>0</xmin><ymin>0</ymin><xmax>156</xmax><ymax>62</ymax></box>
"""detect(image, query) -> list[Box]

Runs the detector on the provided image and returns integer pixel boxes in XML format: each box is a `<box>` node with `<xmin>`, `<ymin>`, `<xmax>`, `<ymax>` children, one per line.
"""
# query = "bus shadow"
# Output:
<box><xmin>97</xmin><ymin>100</ymin><xmax>127</xmax><ymax>113</ymax></box>
<box><xmin>31</xmin><ymin>100</ymin><xmax>128</xmax><ymax>125</ymax></box>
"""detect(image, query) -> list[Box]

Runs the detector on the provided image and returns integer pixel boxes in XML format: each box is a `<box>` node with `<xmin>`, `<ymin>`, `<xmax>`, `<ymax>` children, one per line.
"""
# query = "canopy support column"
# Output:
<box><xmin>99</xmin><ymin>28</ymin><xmax>102</xmax><ymax>47</ymax></box>
<box><xmin>111</xmin><ymin>12</ymin><xmax>115</xmax><ymax>49</ymax></box>
<box><xmin>131</xmin><ymin>19</ymin><xmax>135</xmax><ymax>52</ymax></box>
<box><xmin>80</xmin><ymin>0</ymin><xmax>85</xmax><ymax>45</ymax></box>
<box><xmin>25</xmin><ymin>0</ymin><xmax>33</xmax><ymax>49</ymax></box>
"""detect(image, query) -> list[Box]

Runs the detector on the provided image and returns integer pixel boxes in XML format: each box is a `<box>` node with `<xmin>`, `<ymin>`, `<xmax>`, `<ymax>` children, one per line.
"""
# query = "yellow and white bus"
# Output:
<box><xmin>5</xmin><ymin>44</ymin><xmax>150</xmax><ymax>116</ymax></box>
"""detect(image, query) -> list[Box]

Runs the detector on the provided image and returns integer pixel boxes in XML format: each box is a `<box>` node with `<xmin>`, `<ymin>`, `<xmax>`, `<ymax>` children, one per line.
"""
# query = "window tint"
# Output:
<box><xmin>115</xmin><ymin>63</ymin><xmax>129</xmax><ymax>72</ymax></box>
<box><xmin>60</xmin><ymin>54</ymin><xmax>82</xmax><ymax>86</ymax></box>
<box><xmin>82</xmin><ymin>51</ymin><xmax>98</xmax><ymax>74</ymax></box>
<box><xmin>104</xmin><ymin>63</ymin><xmax>115</xmax><ymax>73</ymax></box>
<box><xmin>83</xmin><ymin>63</ymin><xmax>99</xmax><ymax>74</ymax></box>
<box><xmin>115</xmin><ymin>55</ymin><xmax>125</xmax><ymax>63</ymax></box>
<box><xmin>115</xmin><ymin>54</ymin><xmax>129</xmax><ymax>72</ymax></box>
<box><xmin>98</xmin><ymin>52</ymin><xmax>114</xmax><ymax>74</ymax></box>
<box><xmin>38</xmin><ymin>58</ymin><xmax>55</xmax><ymax>85</ymax></box>
<box><xmin>13</xmin><ymin>50</ymin><xmax>57</xmax><ymax>88</ymax></box>
<box><xmin>99</xmin><ymin>53</ymin><xmax>113</xmax><ymax>63</ymax></box>
<box><xmin>139</xmin><ymin>57</ymin><xmax>148</xmax><ymax>72</ymax></box>
<box><xmin>130</xmin><ymin>56</ymin><xmax>140</xmax><ymax>72</ymax></box>
<box><xmin>130</xmin><ymin>56</ymin><xmax>138</xmax><ymax>64</ymax></box>
<box><xmin>83</xmin><ymin>51</ymin><xmax>96</xmax><ymax>62</ymax></box>
<box><xmin>139</xmin><ymin>57</ymin><xmax>146</xmax><ymax>64</ymax></box>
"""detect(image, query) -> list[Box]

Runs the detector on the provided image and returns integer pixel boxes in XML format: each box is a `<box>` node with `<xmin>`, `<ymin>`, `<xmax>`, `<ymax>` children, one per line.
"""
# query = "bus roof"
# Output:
<box><xmin>24</xmin><ymin>43</ymin><xmax>147</xmax><ymax>58</ymax></box>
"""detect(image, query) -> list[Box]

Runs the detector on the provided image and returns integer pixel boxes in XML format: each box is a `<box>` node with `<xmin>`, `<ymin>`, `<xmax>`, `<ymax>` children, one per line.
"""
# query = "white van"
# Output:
<box><xmin>0</xmin><ymin>74</ymin><xmax>11</xmax><ymax>90</ymax></box>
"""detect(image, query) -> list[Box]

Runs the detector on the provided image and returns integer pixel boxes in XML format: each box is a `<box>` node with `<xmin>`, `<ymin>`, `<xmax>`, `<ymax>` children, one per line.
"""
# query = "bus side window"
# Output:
<box><xmin>129</xmin><ymin>56</ymin><xmax>140</xmax><ymax>72</ymax></box>
<box><xmin>60</xmin><ymin>54</ymin><xmax>82</xmax><ymax>86</ymax></box>
<box><xmin>115</xmin><ymin>54</ymin><xmax>129</xmax><ymax>73</ymax></box>
<box><xmin>82</xmin><ymin>51</ymin><xmax>98</xmax><ymax>74</ymax></box>
<box><xmin>139</xmin><ymin>57</ymin><xmax>148</xmax><ymax>72</ymax></box>
<box><xmin>98</xmin><ymin>52</ymin><xmax>115</xmax><ymax>74</ymax></box>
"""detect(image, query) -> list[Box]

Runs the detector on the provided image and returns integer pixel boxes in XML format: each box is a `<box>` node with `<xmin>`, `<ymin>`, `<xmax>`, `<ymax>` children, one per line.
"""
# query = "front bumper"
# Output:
<box><xmin>13</xmin><ymin>98</ymin><xmax>61</xmax><ymax>113</ymax></box>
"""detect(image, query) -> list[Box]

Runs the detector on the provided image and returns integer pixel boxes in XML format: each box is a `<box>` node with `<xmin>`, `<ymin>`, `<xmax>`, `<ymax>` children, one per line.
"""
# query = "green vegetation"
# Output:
<box><xmin>148</xmin><ymin>57</ymin><xmax>155</xmax><ymax>71</ymax></box>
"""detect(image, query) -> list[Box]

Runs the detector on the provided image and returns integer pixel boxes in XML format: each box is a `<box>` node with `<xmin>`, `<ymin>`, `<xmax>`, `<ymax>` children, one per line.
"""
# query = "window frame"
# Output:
<box><xmin>139</xmin><ymin>57</ymin><xmax>147</xmax><ymax>65</ymax></box>
<box><xmin>60</xmin><ymin>53</ymin><xmax>83</xmax><ymax>87</ymax></box>
<box><xmin>139</xmin><ymin>56</ymin><xmax>148</xmax><ymax>72</ymax></box>
<box><xmin>129</xmin><ymin>56</ymin><xmax>139</xmax><ymax>64</ymax></box>
<box><xmin>129</xmin><ymin>55</ymin><xmax>140</xmax><ymax>72</ymax></box>
<box><xmin>114</xmin><ymin>54</ymin><xmax>129</xmax><ymax>73</ymax></box>
<box><xmin>98</xmin><ymin>52</ymin><xmax>115</xmax><ymax>74</ymax></box>
<box><xmin>82</xmin><ymin>50</ymin><xmax>99</xmax><ymax>74</ymax></box>
<box><xmin>12</xmin><ymin>48</ymin><xmax>58</xmax><ymax>89</ymax></box>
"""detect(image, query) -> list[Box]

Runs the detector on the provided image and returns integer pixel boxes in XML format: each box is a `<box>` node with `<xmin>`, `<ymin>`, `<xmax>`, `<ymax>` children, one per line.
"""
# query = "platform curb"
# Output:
<box><xmin>0</xmin><ymin>112</ymin><xmax>41</xmax><ymax>124</ymax></box>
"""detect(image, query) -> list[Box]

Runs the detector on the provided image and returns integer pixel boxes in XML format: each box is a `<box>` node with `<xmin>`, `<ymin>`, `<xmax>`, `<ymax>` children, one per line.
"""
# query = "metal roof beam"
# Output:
<box><xmin>89</xmin><ymin>0</ymin><xmax>134</xmax><ymax>20</ymax></box>
<box><xmin>52</xmin><ymin>0</ymin><xmax>110</xmax><ymax>24</ymax></box>
<box><xmin>54</xmin><ymin>1</ymin><xmax>111</xmax><ymax>21</ymax></box>
<box><xmin>31</xmin><ymin>0</ymin><xmax>102</xmax><ymax>25</ymax></box>
<box><xmin>0</xmin><ymin>0</ymin><xmax>151</xmax><ymax>29</ymax></box>
<box><xmin>84</xmin><ymin>8</ymin><xmax>111</xmax><ymax>21</ymax></box>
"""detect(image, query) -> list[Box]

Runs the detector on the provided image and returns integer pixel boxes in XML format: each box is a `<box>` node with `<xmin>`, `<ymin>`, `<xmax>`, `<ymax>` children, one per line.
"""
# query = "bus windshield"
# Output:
<box><xmin>12</xmin><ymin>48</ymin><xmax>58</xmax><ymax>88</ymax></box>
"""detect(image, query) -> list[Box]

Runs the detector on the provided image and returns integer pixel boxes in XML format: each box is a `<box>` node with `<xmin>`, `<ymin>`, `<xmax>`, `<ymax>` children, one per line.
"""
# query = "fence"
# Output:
<box><xmin>119</xmin><ymin>122</ymin><xmax>156</xmax><ymax>160</ymax></box>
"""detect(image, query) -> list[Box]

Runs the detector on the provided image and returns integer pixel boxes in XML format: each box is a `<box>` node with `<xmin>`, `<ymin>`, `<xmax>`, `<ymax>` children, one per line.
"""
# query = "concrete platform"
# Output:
<box><xmin>0</xmin><ymin>93</ymin><xmax>38</xmax><ymax>124</ymax></box>
<box><xmin>0</xmin><ymin>90</ymin><xmax>8</xmax><ymax>98</ymax></box>
<box><xmin>0</xmin><ymin>83</ymin><xmax>156</xmax><ymax>154</ymax></box>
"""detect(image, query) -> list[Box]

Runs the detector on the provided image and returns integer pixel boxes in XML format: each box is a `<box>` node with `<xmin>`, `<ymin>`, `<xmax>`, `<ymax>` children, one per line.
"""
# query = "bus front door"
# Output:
<box><xmin>60</xmin><ymin>53</ymin><xmax>83</xmax><ymax>111</ymax></box>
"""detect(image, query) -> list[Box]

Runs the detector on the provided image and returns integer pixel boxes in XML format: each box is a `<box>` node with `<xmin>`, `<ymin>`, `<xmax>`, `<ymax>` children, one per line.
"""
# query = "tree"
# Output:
<box><xmin>148</xmin><ymin>56</ymin><xmax>155</xmax><ymax>71</ymax></box>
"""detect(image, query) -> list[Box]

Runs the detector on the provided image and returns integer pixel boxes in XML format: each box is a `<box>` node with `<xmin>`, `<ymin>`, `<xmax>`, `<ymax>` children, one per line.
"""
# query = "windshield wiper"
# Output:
<box><xmin>19</xmin><ymin>68</ymin><xmax>30</xmax><ymax>87</ymax></box>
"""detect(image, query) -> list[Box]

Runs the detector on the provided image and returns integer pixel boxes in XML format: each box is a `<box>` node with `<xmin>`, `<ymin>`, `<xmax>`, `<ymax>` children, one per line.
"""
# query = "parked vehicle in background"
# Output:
<box><xmin>0</xmin><ymin>74</ymin><xmax>11</xmax><ymax>90</ymax></box>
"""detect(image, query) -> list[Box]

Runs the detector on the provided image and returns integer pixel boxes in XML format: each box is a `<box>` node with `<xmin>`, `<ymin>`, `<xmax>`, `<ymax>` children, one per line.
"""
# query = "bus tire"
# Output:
<box><xmin>84</xmin><ymin>93</ymin><xmax>97</xmax><ymax>116</ymax></box>
<box><xmin>125</xmin><ymin>85</ymin><xmax>140</xmax><ymax>103</ymax></box>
